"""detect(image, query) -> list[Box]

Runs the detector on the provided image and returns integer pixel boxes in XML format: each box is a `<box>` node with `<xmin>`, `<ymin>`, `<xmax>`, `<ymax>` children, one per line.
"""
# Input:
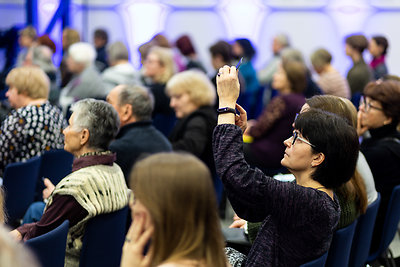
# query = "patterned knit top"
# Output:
<box><xmin>0</xmin><ymin>101</ymin><xmax>66</xmax><ymax>175</ymax></box>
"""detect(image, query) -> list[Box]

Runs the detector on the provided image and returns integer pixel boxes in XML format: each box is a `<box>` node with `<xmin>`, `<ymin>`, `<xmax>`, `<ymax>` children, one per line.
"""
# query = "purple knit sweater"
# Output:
<box><xmin>213</xmin><ymin>124</ymin><xmax>340</xmax><ymax>266</ymax></box>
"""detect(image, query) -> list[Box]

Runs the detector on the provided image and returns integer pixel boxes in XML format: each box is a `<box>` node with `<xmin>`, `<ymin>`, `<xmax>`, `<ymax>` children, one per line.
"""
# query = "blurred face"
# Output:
<box><xmin>19</xmin><ymin>35</ymin><xmax>33</xmax><ymax>48</ymax></box>
<box><xmin>143</xmin><ymin>53</ymin><xmax>164</xmax><ymax>79</ymax></box>
<box><xmin>62</xmin><ymin>113</ymin><xmax>83</xmax><ymax>155</ymax></box>
<box><xmin>281</xmin><ymin>130</ymin><xmax>316</xmax><ymax>173</ymax></box>
<box><xmin>66</xmin><ymin>56</ymin><xmax>84</xmax><ymax>74</ymax></box>
<box><xmin>272</xmin><ymin>66</ymin><xmax>290</xmax><ymax>92</ymax></box>
<box><xmin>359</xmin><ymin>96</ymin><xmax>392</xmax><ymax>129</ymax></box>
<box><xmin>272</xmin><ymin>38</ymin><xmax>282</xmax><ymax>55</ymax></box>
<box><xmin>129</xmin><ymin>193</ymin><xmax>153</xmax><ymax>230</ymax></box>
<box><xmin>170</xmin><ymin>92</ymin><xmax>198</xmax><ymax>118</ymax></box>
<box><xmin>368</xmin><ymin>39</ymin><xmax>383</xmax><ymax>57</ymax></box>
<box><xmin>6</xmin><ymin>86</ymin><xmax>24</xmax><ymax>109</ymax></box>
<box><xmin>345</xmin><ymin>43</ymin><xmax>354</xmax><ymax>57</ymax></box>
<box><xmin>231</xmin><ymin>42</ymin><xmax>243</xmax><ymax>58</ymax></box>
<box><xmin>107</xmin><ymin>86</ymin><xmax>124</xmax><ymax>123</ymax></box>
<box><xmin>62</xmin><ymin>31</ymin><xmax>68</xmax><ymax>50</ymax></box>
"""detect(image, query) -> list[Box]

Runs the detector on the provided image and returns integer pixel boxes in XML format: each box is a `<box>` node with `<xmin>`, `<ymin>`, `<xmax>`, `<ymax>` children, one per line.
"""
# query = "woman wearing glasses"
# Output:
<box><xmin>214</xmin><ymin>66</ymin><xmax>359</xmax><ymax>266</ymax></box>
<box><xmin>357</xmin><ymin>80</ymin><xmax>400</xmax><ymax>253</ymax></box>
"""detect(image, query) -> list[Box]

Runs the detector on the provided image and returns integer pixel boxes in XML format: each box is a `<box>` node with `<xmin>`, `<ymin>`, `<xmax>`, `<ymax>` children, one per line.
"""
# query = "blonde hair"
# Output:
<box><xmin>6</xmin><ymin>66</ymin><xmax>49</xmax><ymax>99</ymax></box>
<box><xmin>62</xmin><ymin>28</ymin><xmax>80</xmax><ymax>50</ymax></box>
<box><xmin>147</xmin><ymin>46</ymin><xmax>176</xmax><ymax>83</ymax></box>
<box><xmin>0</xmin><ymin>187</ymin><xmax>5</xmax><ymax>224</ymax></box>
<box><xmin>166</xmin><ymin>70</ymin><xmax>216</xmax><ymax>107</ymax></box>
<box><xmin>130</xmin><ymin>153</ymin><xmax>227</xmax><ymax>267</ymax></box>
<box><xmin>19</xmin><ymin>26</ymin><xmax>37</xmax><ymax>40</ymax></box>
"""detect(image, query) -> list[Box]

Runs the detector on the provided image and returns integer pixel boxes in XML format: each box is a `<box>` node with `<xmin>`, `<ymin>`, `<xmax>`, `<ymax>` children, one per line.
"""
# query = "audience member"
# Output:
<box><xmin>345</xmin><ymin>34</ymin><xmax>373</xmax><ymax>105</ymax></box>
<box><xmin>150</xmin><ymin>33</ymin><xmax>185</xmax><ymax>72</ymax></box>
<box><xmin>0</xmin><ymin>66</ymin><xmax>66</xmax><ymax>176</ymax></box>
<box><xmin>0</xmin><ymin>225</ymin><xmax>39</xmax><ymax>267</ymax></box>
<box><xmin>141</xmin><ymin>46</ymin><xmax>176</xmax><ymax>136</ymax></box>
<box><xmin>16</xmin><ymin>26</ymin><xmax>37</xmax><ymax>67</ymax></box>
<box><xmin>93</xmin><ymin>28</ymin><xmax>109</xmax><ymax>72</ymax></box>
<box><xmin>257</xmin><ymin>33</ymin><xmax>290</xmax><ymax>86</ymax></box>
<box><xmin>102</xmin><ymin>41</ymin><xmax>141</xmax><ymax>94</ymax></box>
<box><xmin>175</xmin><ymin>34</ymin><xmax>207</xmax><ymax>73</ymax></box>
<box><xmin>166</xmin><ymin>70</ymin><xmax>217</xmax><ymax>176</ymax></box>
<box><xmin>60</xmin><ymin>28</ymin><xmax>80</xmax><ymax>88</ymax></box>
<box><xmin>357</xmin><ymin>80</ymin><xmax>400</xmax><ymax>253</ymax></box>
<box><xmin>232</xmin><ymin>38</ymin><xmax>260</xmax><ymax>119</ymax></box>
<box><xmin>107</xmin><ymin>84</ymin><xmax>172</xmax><ymax>182</ymax></box>
<box><xmin>369</xmin><ymin>35</ymin><xmax>389</xmax><ymax>80</ymax></box>
<box><xmin>310</xmin><ymin>48</ymin><xmax>350</xmax><ymax>98</ymax></box>
<box><xmin>11</xmin><ymin>99</ymin><xmax>128</xmax><ymax>266</ymax></box>
<box><xmin>23</xmin><ymin>45</ymin><xmax>59</xmax><ymax>105</ymax></box>
<box><xmin>59</xmin><ymin>42</ymin><xmax>106</xmax><ymax>115</ymax></box>
<box><xmin>214</xmin><ymin>65</ymin><xmax>359</xmax><ymax>266</ymax></box>
<box><xmin>281</xmin><ymin>48</ymin><xmax>322</xmax><ymax>98</ymax></box>
<box><xmin>121</xmin><ymin>153</ymin><xmax>227</xmax><ymax>267</ymax></box>
<box><xmin>244</xmin><ymin>61</ymin><xmax>306</xmax><ymax>175</ymax></box>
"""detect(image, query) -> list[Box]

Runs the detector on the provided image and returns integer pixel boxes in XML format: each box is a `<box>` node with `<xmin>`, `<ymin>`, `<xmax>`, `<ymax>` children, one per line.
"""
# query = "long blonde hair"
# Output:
<box><xmin>130</xmin><ymin>153</ymin><xmax>227</xmax><ymax>267</ymax></box>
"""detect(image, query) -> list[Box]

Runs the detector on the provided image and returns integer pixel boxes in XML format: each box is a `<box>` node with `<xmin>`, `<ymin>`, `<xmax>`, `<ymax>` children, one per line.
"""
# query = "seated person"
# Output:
<box><xmin>107</xmin><ymin>84</ymin><xmax>172</xmax><ymax>182</ymax></box>
<box><xmin>0</xmin><ymin>66</ymin><xmax>66</xmax><ymax>176</ymax></box>
<box><xmin>214</xmin><ymin>65</ymin><xmax>359</xmax><ymax>266</ymax></box>
<box><xmin>121</xmin><ymin>152</ymin><xmax>228</xmax><ymax>267</ymax></box>
<box><xmin>11</xmin><ymin>99</ymin><xmax>128</xmax><ymax>267</ymax></box>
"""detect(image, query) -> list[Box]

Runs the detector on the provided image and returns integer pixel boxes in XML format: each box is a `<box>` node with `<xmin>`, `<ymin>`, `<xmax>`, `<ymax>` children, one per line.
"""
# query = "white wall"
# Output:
<box><xmin>1</xmin><ymin>0</ymin><xmax>400</xmax><ymax>77</ymax></box>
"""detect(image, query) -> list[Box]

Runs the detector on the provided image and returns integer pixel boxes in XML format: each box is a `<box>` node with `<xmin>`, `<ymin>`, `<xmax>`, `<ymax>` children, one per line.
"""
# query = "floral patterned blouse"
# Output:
<box><xmin>0</xmin><ymin>101</ymin><xmax>67</xmax><ymax>176</ymax></box>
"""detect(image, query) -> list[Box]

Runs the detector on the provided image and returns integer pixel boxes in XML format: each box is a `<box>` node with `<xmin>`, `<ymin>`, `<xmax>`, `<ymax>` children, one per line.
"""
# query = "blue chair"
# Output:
<box><xmin>35</xmin><ymin>149</ymin><xmax>74</xmax><ymax>201</ymax></box>
<box><xmin>349</xmin><ymin>194</ymin><xmax>381</xmax><ymax>267</ymax></box>
<box><xmin>79</xmin><ymin>206</ymin><xmax>129</xmax><ymax>267</ymax></box>
<box><xmin>367</xmin><ymin>185</ymin><xmax>400</xmax><ymax>266</ymax></box>
<box><xmin>325</xmin><ymin>219</ymin><xmax>358</xmax><ymax>267</ymax></box>
<box><xmin>25</xmin><ymin>220</ymin><xmax>70</xmax><ymax>267</ymax></box>
<box><xmin>3</xmin><ymin>156</ymin><xmax>42</xmax><ymax>226</ymax></box>
<box><xmin>300</xmin><ymin>251</ymin><xmax>328</xmax><ymax>267</ymax></box>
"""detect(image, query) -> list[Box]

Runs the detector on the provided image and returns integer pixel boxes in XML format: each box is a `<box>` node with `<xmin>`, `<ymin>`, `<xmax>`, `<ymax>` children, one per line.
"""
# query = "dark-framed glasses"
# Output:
<box><xmin>291</xmin><ymin>131</ymin><xmax>315</xmax><ymax>148</ymax></box>
<box><xmin>359</xmin><ymin>95</ymin><xmax>383</xmax><ymax>112</ymax></box>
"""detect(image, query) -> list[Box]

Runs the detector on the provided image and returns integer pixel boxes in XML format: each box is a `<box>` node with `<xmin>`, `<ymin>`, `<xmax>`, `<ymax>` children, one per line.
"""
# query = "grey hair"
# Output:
<box><xmin>281</xmin><ymin>48</ymin><xmax>305</xmax><ymax>64</ymax></box>
<box><xmin>107</xmin><ymin>41</ymin><xmax>129</xmax><ymax>63</ymax></box>
<box><xmin>275</xmin><ymin>34</ymin><xmax>290</xmax><ymax>48</ymax></box>
<box><xmin>70</xmin><ymin>99</ymin><xmax>120</xmax><ymax>150</ymax></box>
<box><xmin>30</xmin><ymin>45</ymin><xmax>56</xmax><ymax>73</ymax></box>
<box><xmin>117</xmin><ymin>85</ymin><xmax>154</xmax><ymax>121</ymax></box>
<box><xmin>68</xmin><ymin>42</ymin><xmax>97</xmax><ymax>67</ymax></box>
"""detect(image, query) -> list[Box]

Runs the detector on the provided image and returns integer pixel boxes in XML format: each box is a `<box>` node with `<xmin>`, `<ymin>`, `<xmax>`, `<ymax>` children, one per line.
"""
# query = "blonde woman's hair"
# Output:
<box><xmin>147</xmin><ymin>46</ymin><xmax>176</xmax><ymax>83</ymax></box>
<box><xmin>62</xmin><ymin>28</ymin><xmax>80</xmax><ymax>50</ymax></box>
<box><xmin>6</xmin><ymin>66</ymin><xmax>49</xmax><ymax>99</ymax></box>
<box><xmin>130</xmin><ymin>153</ymin><xmax>227</xmax><ymax>267</ymax></box>
<box><xmin>166</xmin><ymin>70</ymin><xmax>216</xmax><ymax>107</ymax></box>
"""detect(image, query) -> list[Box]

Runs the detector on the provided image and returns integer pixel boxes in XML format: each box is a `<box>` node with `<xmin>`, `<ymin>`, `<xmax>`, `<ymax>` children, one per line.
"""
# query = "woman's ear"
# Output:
<box><xmin>311</xmin><ymin>152</ymin><xmax>325</xmax><ymax>168</ymax></box>
<box><xmin>80</xmin><ymin>128</ymin><xmax>90</xmax><ymax>146</ymax></box>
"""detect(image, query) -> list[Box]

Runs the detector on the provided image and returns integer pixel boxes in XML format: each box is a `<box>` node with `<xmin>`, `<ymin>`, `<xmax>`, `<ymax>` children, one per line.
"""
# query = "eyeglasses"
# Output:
<box><xmin>359</xmin><ymin>96</ymin><xmax>383</xmax><ymax>112</ymax></box>
<box><xmin>291</xmin><ymin>131</ymin><xmax>315</xmax><ymax>148</ymax></box>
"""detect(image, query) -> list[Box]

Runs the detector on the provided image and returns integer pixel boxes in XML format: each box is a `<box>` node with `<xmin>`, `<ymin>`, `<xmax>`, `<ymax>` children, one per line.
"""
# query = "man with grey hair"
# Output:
<box><xmin>59</xmin><ymin>42</ymin><xmax>106</xmax><ymax>115</ymax></box>
<box><xmin>107</xmin><ymin>84</ymin><xmax>171</xmax><ymax>182</ymax></box>
<box><xmin>101</xmin><ymin>41</ymin><xmax>141</xmax><ymax>94</ymax></box>
<box><xmin>257</xmin><ymin>33</ymin><xmax>290</xmax><ymax>86</ymax></box>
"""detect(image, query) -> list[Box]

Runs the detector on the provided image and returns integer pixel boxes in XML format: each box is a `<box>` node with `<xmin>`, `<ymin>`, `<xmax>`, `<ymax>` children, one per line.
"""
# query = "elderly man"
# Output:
<box><xmin>59</xmin><ymin>42</ymin><xmax>106</xmax><ymax>114</ymax></box>
<box><xmin>107</xmin><ymin>84</ymin><xmax>172</xmax><ymax>182</ymax></box>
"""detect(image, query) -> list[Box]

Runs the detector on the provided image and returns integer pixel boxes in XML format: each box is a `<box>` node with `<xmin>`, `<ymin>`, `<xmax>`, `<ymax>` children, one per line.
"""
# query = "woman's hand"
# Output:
<box><xmin>42</xmin><ymin>178</ymin><xmax>55</xmax><ymax>200</ymax></box>
<box><xmin>357</xmin><ymin>110</ymin><xmax>368</xmax><ymax>137</ymax></box>
<box><xmin>121</xmin><ymin>214</ymin><xmax>154</xmax><ymax>267</ymax></box>
<box><xmin>216</xmin><ymin>65</ymin><xmax>240</xmax><ymax>108</ymax></box>
<box><xmin>235</xmin><ymin>104</ymin><xmax>248</xmax><ymax>133</ymax></box>
<box><xmin>229</xmin><ymin>219</ymin><xmax>246</xmax><ymax>229</ymax></box>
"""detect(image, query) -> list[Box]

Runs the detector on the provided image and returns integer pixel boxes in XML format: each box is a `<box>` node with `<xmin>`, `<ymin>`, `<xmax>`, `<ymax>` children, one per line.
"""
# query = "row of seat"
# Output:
<box><xmin>25</xmin><ymin>206</ymin><xmax>129</xmax><ymax>267</ymax></box>
<box><xmin>303</xmin><ymin>184</ymin><xmax>400</xmax><ymax>267</ymax></box>
<box><xmin>3</xmin><ymin>149</ymin><xmax>74</xmax><ymax>226</ymax></box>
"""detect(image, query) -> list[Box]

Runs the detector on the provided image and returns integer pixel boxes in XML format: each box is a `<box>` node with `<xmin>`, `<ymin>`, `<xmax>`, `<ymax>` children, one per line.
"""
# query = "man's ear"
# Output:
<box><xmin>80</xmin><ymin>129</ymin><xmax>90</xmax><ymax>146</ymax></box>
<box><xmin>120</xmin><ymin>104</ymin><xmax>133</xmax><ymax>123</ymax></box>
<box><xmin>311</xmin><ymin>152</ymin><xmax>325</xmax><ymax>168</ymax></box>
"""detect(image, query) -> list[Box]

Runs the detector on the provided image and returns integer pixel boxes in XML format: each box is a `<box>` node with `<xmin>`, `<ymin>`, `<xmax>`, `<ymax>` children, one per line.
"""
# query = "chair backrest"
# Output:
<box><xmin>39</xmin><ymin>149</ymin><xmax>74</xmax><ymax>185</ymax></box>
<box><xmin>25</xmin><ymin>220</ymin><xmax>70</xmax><ymax>267</ymax></box>
<box><xmin>300</xmin><ymin>251</ymin><xmax>329</xmax><ymax>267</ymax></box>
<box><xmin>79</xmin><ymin>206</ymin><xmax>129</xmax><ymax>267</ymax></box>
<box><xmin>349</xmin><ymin>194</ymin><xmax>381</xmax><ymax>267</ymax></box>
<box><xmin>3</xmin><ymin>156</ymin><xmax>42</xmax><ymax>225</ymax></box>
<box><xmin>367</xmin><ymin>185</ymin><xmax>400</xmax><ymax>262</ymax></box>
<box><xmin>325</xmin><ymin>219</ymin><xmax>358</xmax><ymax>267</ymax></box>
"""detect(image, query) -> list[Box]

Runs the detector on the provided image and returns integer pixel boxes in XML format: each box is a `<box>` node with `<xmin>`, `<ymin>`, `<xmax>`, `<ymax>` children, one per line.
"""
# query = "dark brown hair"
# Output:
<box><xmin>282</xmin><ymin>60</ymin><xmax>307</xmax><ymax>93</ymax></box>
<box><xmin>346</xmin><ymin>34</ymin><xmax>368</xmax><ymax>53</ymax></box>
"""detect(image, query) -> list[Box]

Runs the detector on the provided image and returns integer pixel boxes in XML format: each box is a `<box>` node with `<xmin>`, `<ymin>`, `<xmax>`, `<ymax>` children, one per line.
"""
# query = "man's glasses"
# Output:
<box><xmin>291</xmin><ymin>131</ymin><xmax>315</xmax><ymax>148</ymax></box>
<box><xmin>359</xmin><ymin>96</ymin><xmax>383</xmax><ymax>112</ymax></box>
